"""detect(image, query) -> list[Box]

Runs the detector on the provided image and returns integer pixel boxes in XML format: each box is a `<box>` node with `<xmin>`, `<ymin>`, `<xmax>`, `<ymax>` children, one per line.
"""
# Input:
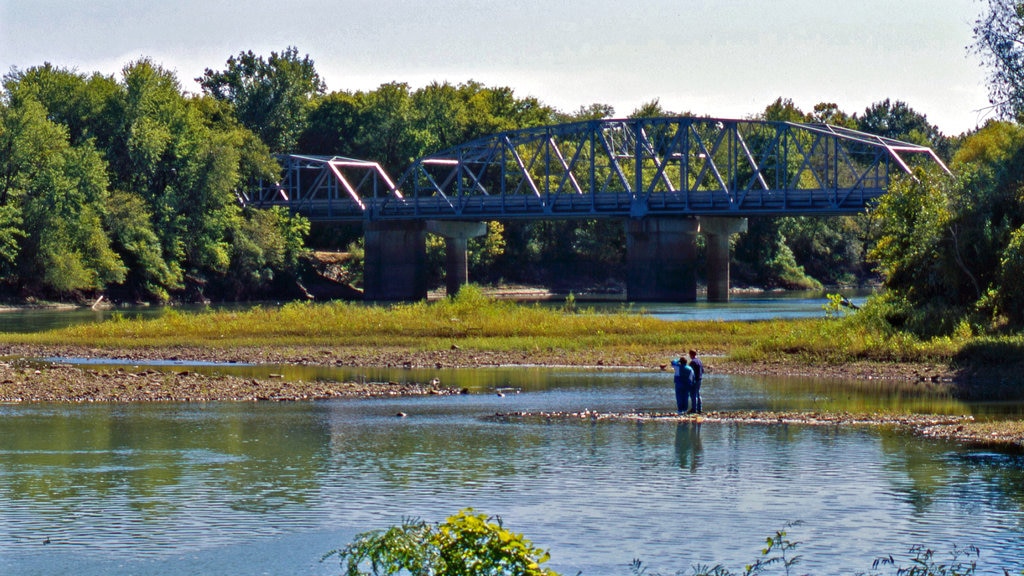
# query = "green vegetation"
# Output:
<box><xmin>2</xmin><ymin>1</ymin><xmax>1024</xmax><ymax>343</ymax></box>
<box><xmin>0</xmin><ymin>40</ymin><xmax>972</xmax><ymax>305</ymax></box>
<box><xmin>323</xmin><ymin>509</ymin><xmax>557</xmax><ymax>576</ymax></box>
<box><xmin>632</xmin><ymin>523</ymin><xmax>806</xmax><ymax>576</ymax></box>
<box><xmin>330</xmin><ymin>512</ymin><xmax>1017</xmax><ymax>576</ymax></box>
<box><xmin>7</xmin><ymin>287</ymin><xmax>1024</xmax><ymax>379</ymax></box>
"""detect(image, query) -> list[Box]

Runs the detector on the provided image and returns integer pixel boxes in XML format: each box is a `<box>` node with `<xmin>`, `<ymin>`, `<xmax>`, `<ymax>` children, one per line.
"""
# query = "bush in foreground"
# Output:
<box><xmin>323</xmin><ymin>508</ymin><xmax>557</xmax><ymax>576</ymax></box>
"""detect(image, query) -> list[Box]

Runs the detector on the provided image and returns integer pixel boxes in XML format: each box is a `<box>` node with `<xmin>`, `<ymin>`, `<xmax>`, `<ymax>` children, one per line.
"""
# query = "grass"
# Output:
<box><xmin>3</xmin><ymin>286</ymin><xmax>1023</xmax><ymax>371</ymax></box>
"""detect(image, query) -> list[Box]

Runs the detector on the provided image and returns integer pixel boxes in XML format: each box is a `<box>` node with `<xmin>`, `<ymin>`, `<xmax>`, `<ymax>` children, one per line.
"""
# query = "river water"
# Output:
<box><xmin>1</xmin><ymin>294</ymin><xmax>1023</xmax><ymax>575</ymax></box>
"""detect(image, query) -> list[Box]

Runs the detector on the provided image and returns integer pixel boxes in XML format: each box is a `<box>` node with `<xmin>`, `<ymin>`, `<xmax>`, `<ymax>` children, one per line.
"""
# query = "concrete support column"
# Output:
<box><xmin>427</xmin><ymin>221</ymin><xmax>487</xmax><ymax>297</ymax></box>
<box><xmin>700</xmin><ymin>217</ymin><xmax>748</xmax><ymax>303</ymax></box>
<box><xmin>363</xmin><ymin>220</ymin><xmax>427</xmax><ymax>301</ymax></box>
<box><xmin>626</xmin><ymin>217</ymin><xmax>700</xmax><ymax>302</ymax></box>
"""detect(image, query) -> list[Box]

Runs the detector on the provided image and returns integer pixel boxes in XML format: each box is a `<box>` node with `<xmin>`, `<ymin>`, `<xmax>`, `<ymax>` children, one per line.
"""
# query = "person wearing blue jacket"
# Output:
<box><xmin>688</xmin><ymin>349</ymin><xmax>704</xmax><ymax>414</ymax></box>
<box><xmin>671</xmin><ymin>356</ymin><xmax>694</xmax><ymax>414</ymax></box>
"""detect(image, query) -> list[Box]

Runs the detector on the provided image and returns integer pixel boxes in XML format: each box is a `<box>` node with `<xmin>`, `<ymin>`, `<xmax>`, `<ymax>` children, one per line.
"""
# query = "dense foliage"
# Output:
<box><xmin>0</xmin><ymin>60</ymin><xmax>308</xmax><ymax>302</ymax></box>
<box><xmin>0</xmin><ymin>47</ymin><xmax>956</xmax><ymax>303</ymax></box>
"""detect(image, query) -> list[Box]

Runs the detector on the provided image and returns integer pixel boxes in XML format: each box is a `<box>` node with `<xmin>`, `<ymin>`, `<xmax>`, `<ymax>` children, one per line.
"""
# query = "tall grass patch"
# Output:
<box><xmin>8</xmin><ymin>287</ymin><xmax>1023</xmax><ymax>369</ymax></box>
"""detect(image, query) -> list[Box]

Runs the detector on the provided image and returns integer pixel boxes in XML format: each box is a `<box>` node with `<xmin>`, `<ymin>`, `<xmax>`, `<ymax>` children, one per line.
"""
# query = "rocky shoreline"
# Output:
<box><xmin>487</xmin><ymin>409</ymin><xmax>1023</xmax><ymax>452</ymax></box>
<box><xmin>0</xmin><ymin>359</ymin><xmax>465</xmax><ymax>403</ymax></box>
<box><xmin>0</xmin><ymin>342</ymin><xmax>1020</xmax><ymax>452</ymax></box>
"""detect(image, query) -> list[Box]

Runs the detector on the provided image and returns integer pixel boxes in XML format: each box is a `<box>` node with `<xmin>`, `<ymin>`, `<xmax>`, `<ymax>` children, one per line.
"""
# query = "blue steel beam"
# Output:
<box><xmin>245</xmin><ymin>155</ymin><xmax>400</xmax><ymax>221</ymax></box>
<box><xmin>246</xmin><ymin>117</ymin><xmax>950</xmax><ymax>222</ymax></box>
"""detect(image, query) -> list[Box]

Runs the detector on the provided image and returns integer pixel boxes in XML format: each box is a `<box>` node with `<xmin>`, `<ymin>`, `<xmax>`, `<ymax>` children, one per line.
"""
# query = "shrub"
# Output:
<box><xmin>323</xmin><ymin>508</ymin><xmax>559</xmax><ymax>576</ymax></box>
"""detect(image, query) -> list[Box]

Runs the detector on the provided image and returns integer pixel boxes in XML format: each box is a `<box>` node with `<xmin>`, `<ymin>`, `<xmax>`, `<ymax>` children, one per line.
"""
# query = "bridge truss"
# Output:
<box><xmin>246</xmin><ymin>117</ymin><xmax>949</xmax><ymax>222</ymax></box>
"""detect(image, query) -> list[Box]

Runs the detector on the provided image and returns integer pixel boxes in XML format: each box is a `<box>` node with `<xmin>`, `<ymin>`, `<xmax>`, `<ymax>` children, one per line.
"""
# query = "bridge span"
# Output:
<box><xmin>243</xmin><ymin>117</ymin><xmax>949</xmax><ymax>302</ymax></box>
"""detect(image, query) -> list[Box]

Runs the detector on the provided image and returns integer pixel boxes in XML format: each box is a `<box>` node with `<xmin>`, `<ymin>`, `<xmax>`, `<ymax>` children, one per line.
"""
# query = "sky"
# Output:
<box><xmin>0</xmin><ymin>0</ymin><xmax>996</xmax><ymax>136</ymax></box>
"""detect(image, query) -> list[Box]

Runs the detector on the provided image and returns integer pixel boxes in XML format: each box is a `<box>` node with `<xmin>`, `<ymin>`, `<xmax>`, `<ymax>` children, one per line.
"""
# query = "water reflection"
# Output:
<box><xmin>0</xmin><ymin>304</ymin><xmax>227</xmax><ymax>333</ymax></box>
<box><xmin>674</xmin><ymin>422</ymin><xmax>703</xmax><ymax>472</ymax></box>
<box><xmin>0</xmin><ymin>403</ymin><xmax>332</xmax><ymax>554</ymax></box>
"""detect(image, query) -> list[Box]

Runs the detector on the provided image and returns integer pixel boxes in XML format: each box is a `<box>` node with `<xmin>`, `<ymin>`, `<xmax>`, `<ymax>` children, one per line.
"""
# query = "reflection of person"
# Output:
<box><xmin>670</xmin><ymin>356</ymin><xmax>694</xmax><ymax>414</ymax></box>
<box><xmin>688</xmin><ymin>349</ymin><xmax>704</xmax><ymax>414</ymax></box>
<box><xmin>674</xmin><ymin>421</ymin><xmax>703</xmax><ymax>471</ymax></box>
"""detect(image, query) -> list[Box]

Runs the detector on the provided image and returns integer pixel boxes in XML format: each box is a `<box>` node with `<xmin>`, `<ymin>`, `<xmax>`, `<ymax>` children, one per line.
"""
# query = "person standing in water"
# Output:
<box><xmin>671</xmin><ymin>356</ymin><xmax>694</xmax><ymax>414</ymax></box>
<box><xmin>688</xmin><ymin>349</ymin><xmax>704</xmax><ymax>414</ymax></box>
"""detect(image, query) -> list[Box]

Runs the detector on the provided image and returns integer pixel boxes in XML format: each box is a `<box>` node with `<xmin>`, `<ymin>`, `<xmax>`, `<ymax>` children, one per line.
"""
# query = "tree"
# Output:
<box><xmin>972</xmin><ymin>0</ymin><xmax>1024</xmax><ymax>121</ymax></box>
<box><xmin>762</xmin><ymin>97</ymin><xmax>808</xmax><ymax>123</ymax></box>
<box><xmin>103</xmin><ymin>189</ymin><xmax>180</xmax><ymax>301</ymax></box>
<box><xmin>779</xmin><ymin>216</ymin><xmax>863</xmax><ymax>285</ymax></box>
<box><xmin>998</xmin><ymin>225</ymin><xmax>1024</xmax><ymax>325</ymax></box>
<box><xmin>869</xmin><ymin>170</ymin><xmax>969</xmax><ymax>335</ymax></box>
<box><xmin>629</xmin><ymin>98</ymin><xmax>673</xmax><ymax>118</ymax></box>
<box><xmin>217</xmin><ymin>206</ymin><xmax>310</xmax><ymax>300</ymax></box>
<box><xmin>199</xmin><ymin>46</ymin><xmax>325</xmax><ymax>152</ymax></box>
<box><xmin>731</xmin><ymin>100</ymin><xmax>822</xmax><ymax>290</ymax></box>
<box><xmin>353</xmin><ymin>82</ymin><xmax>420</xmax><ymax>175</ymax></box>
<box><xmin>2</xmin><ymin>64</ymin><xmax>121</xmax><ymax>148</ymax></box>
<box><xmin>299</xmin><ymin>91</ymin><xmax>365</xmax><ymax>156</ymax></box>
<box><xmin>810</xmin><ymin>102</ymin><xmax>857</xmax><ymax>128</ymax></box>
<box><xmin>856</xmin><ymin>99</ymin><xmax>950</xmax><ymax>158</ymax></box>
<box><xmin>2</xmin><ymin>56</ymin><xmax>307</xmax><ymax>301</ymax></box>
<box><xmin>562</xmin><ymin>102</ymin><xmax>615</xmax><ymax>122</ymax></box>
<box><xmin>410</xmin><ymin>82</ymin><xmax>470</xmax><ymax>153</ymax></box>
<box><xmin>0</xmin><ymin>96</ymin><xmax>124</xmax><ymax>296</ymax></box>
<box><xmin>865</xmin><ymin>118</ymin><xmax>1024</xmax><ymax>334</ymax></box>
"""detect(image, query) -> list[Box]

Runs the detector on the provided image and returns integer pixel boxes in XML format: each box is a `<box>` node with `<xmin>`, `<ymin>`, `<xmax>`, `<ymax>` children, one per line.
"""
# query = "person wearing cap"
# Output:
<box><xmin>670</xmin><ymin>355</ymin><xmax>694</xmax><ymax>414</ymax></box>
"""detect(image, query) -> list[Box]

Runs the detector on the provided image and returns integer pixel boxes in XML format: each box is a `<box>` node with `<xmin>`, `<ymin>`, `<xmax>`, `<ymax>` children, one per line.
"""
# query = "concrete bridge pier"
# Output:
<box><xmin>427</xmin><ymin>221</ymin><xmax>487</xmax><ymax>297</ymax></box>
<box><xmin>363</xmin><ymin>220</ymin><xmax>427</xmax><ymax>301</ymax></box>
<box><xmin>626</xmin><ymin>217</ymin><xmax>700</xmax><ymax>302</ymax></box>
<box><xmin>700</xmin><ymin>217</ymin><xmax>748</xmax><ymax>302</ymax></box>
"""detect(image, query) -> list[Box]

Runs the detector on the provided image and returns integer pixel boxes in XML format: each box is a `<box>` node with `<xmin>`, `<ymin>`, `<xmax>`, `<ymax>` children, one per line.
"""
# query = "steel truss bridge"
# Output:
<box><xmin>243</xmin><ymin>116</ymin><xmax>949</xmax><ymax>222</ymax></box>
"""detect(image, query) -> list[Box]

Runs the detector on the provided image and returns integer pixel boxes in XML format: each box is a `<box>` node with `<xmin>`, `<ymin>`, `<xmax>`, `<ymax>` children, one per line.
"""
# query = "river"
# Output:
<box><xmin>1</xmin><ymin>294</ymin><xmax>1022</xmax><ymax>575</ymax></box>
<box><xmin>1</xmin><ymin>366</ymin><xmax>1023</xmax><ymax>575</ymax></box>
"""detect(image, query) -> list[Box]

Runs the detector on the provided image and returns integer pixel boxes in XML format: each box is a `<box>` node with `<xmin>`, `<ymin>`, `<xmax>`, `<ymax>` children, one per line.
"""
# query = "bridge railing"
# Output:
<box><xmin>244</xmin><ymin>154</ymin><xmax>401</xmax><ymax>221</ymax></box>
<box><xmin>246</xmin><ymin>117</ymin><xmax>949</xmax><ymax>222</ymax></box>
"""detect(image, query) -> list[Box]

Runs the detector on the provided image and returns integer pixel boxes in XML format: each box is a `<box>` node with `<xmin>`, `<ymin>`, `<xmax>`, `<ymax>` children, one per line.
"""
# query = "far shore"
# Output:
<box><xmin>1</xmin><ymin>342</ymin><xmax>1021</xmax><ymax>452</ymax></box>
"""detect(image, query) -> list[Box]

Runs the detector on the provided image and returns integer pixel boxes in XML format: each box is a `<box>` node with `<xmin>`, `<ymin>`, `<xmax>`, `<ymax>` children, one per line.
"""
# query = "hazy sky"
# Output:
<box><xmin>0</xmin><ymin>0</ymin><xmax>994</xmax><ymax>135</ymax></box>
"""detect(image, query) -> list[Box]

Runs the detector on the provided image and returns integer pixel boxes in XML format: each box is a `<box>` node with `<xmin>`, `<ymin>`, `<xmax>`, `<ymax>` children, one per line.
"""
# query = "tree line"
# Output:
<box><xmin>0</xmin><ymin>51</ymin><xmax>950</xmax><ymax>301</ymax></box>
<box><xmin>1</xmin><ymin>0</ymin><xmax>1023</xmax><ymax>336</ymax></box>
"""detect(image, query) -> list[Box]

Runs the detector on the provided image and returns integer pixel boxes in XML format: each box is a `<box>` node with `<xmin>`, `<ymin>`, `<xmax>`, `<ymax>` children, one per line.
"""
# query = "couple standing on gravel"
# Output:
<box><xmin>671</xmin><ymin>350</ymin><xmax>704</xmax><ymax>414</ymax></box>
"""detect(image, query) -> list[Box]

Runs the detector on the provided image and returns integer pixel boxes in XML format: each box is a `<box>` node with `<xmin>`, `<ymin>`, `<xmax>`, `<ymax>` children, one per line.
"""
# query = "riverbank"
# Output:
<box><xmin>0</xmin><ymin>341</ymin><xmax>951</xmax><ymax>383</ymax></box>
<box><xmin>0</xmin><ymin>288</ymin><xmax>1021</xmax><ymax>451</ymax></box>
<box><xmin>0</xmin><ymin>356</ymin><xmax>464</xmax><ymax>403</ymax></box>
